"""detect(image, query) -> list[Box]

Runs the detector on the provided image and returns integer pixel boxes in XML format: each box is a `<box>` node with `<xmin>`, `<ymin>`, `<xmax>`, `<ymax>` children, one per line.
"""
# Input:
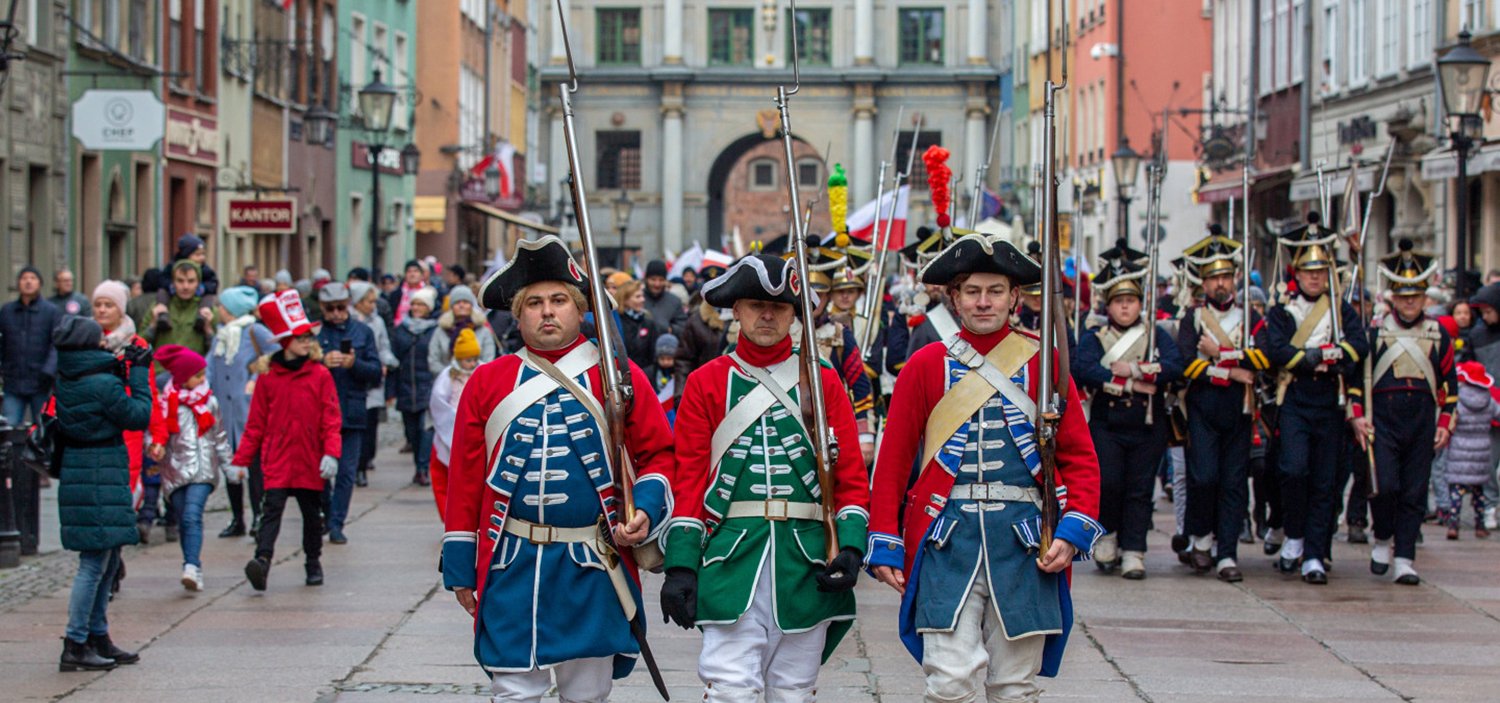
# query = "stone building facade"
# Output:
<box><xmin>538</xmin><ymin>0</ymin><xmax>1005</xmax><ymax>259</ymax></box>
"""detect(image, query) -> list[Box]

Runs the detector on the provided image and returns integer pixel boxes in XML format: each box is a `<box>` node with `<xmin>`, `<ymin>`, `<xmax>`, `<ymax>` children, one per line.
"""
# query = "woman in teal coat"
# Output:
<box><xmin>52</xmin><ymin>317</ymin><xmax>154</xmax><ymax>672</ymax></box>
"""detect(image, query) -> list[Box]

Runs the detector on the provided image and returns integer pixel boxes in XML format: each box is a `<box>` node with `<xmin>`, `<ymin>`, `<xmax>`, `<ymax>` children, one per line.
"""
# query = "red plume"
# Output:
<box><xmin>924</xmin><ymin>145</ymin><xmax>952</xmax><ymax>228</ymax></box>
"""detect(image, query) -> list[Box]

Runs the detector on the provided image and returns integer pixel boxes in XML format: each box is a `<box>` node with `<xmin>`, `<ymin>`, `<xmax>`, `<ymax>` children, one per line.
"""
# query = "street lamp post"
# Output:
<box><xmin>612</xmin><ymin>190</ymin><xmax>634</xmax><ymax>270</ymax></box>
<box><xmin>1112</xmin><ymin>138</ymin><xmax>1142</xmax><ymax>245</ymax></box>
<box><xmin>359</xmin><ymin>70</ymin><xmax>398</xmax><ymax>274</ymax></box>
<box><xmin>1436</xmin><ymin>30</ymin><xmax>1492</xmax><ymax>298</ymax></box>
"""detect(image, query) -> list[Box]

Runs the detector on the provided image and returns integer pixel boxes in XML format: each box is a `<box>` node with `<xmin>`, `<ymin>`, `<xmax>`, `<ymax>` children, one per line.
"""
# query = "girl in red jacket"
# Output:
<box><xmin>230</xmin><ymin>291</ymin><xmax>342</xmax><ymax>591</ymax></box>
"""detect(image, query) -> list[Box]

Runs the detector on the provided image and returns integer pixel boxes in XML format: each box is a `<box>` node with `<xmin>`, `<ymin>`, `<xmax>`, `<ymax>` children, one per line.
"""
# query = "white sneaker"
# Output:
<box><xmin>181</xmin><ymin>564</ymin><xmax>203</xmax><ymax>592</ymax></box>
<box><xmin>1485</xmin><ymin>506</ymin><xmax>1498</xmax><ymax>531</ymax></box>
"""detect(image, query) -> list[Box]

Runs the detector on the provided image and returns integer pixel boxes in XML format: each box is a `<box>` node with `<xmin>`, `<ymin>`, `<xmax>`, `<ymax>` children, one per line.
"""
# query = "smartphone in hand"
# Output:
<box><xmin>340</xmin><ymin>339</ymin><xmax>353</xmax><ymax>355</ymax></box>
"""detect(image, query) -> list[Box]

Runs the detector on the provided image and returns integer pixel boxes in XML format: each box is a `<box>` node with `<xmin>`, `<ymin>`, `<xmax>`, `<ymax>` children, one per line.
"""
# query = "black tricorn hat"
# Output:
<box><xmin>480</xmin><ymin>235</ymin><xmax>591</xmax><ymax>310</ymax></box>
<box><xmin>701</xmin><ymin>254</ymin><xmax>817</xmax><ymax>314</ymax></box>
<box><xmin>920</xmin><ymin>234</ymin><xmax>1042</xmax><ymax>287</ymax></box>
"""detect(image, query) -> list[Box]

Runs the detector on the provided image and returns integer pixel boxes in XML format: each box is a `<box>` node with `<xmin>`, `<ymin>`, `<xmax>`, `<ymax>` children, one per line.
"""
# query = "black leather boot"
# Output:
<box><xmin>305</xmin><ymin>560</ymin><xmax>324</xmax><ymax>586</ymax></box>
<box><xmin>59</xmin><ymin>638</ymin><xmax>116</xmax><ymax>672</ymax></box>
<box><xmin>245</xmin><ymin>556</ymin><xmax>270</xmax><ymax>591</ymax></box>
<box><xmin>87</xmin><ymin>633</ymin><xmax>139</xmax><ymax>665</ymax></box>
<box><xmin>355</xmin><ymin>470</ymin><xmax>368</xmax><ymax>488</ymax></box>
<box><xmin>219</xmin><ymin>519</ymin><xmax>246</xmax><ymax>538</ymax></box>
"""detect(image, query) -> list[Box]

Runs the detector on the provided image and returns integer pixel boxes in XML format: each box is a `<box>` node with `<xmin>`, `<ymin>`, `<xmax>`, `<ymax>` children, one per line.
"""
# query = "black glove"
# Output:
<box><xmin>815</xmin><ymin>547</ymin><xmax>863</xmax><ymax>592</ymax></box>
<box><xmin>659</xmin><ymin>567</ymin><xmax>698</xmax><ymax>629</ymax></box>
<box><xmin>120</xmin><ymin>342</ymin><xmax>154</xmax><ymax>369</ymax></box>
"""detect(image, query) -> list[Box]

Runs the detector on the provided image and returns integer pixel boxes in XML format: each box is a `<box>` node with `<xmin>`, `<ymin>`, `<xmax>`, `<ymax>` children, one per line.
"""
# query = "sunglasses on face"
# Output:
<box><xmin>321</xmin><ymin>303</ymin><xmax>347</xmax><ymax>312</ymax></box>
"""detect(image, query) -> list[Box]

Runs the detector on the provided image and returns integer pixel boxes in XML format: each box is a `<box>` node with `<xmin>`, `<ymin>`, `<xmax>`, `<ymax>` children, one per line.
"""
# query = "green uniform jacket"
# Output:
<box><xmin>665</xmin><ymin>349</ymin><xmax>871</xmax><ymax>660</ymax></box>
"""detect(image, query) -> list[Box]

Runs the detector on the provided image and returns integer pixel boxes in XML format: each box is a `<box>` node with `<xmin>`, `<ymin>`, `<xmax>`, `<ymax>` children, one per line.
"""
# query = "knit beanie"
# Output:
<box><xmin>172</xmin><ymin>259</ymin><xmax>202</xmax><ymax>276</ymax></box>
<box><xmin>410</xmin><ymin>287</ymin><xmax>438</xmax><ymax>313</ymax></box>
<box><xmin>655</xmin><ymin>333</ymin><xmax>679</xmax><ymax>357</ymax></box>
<box><xmin>219</xmin><ymin>286</ymin><xmax>260</xmax><ymax>317</ymax></box>
<box><xmin>91</xmin><ymin>280</ymin><xmax>129</xmax><ymax>313</ymax></box>
<box><xmin>274</xmin><ymin>269</ymin><xmax>293</xmax><ymax>286</ymax></box>
<box><xmin>155</xmin><ymin>344</ymin><xmax>207</xmax><ymax>383</ymax></box>
<box><xmin>448</xmin><ymin>284</ymin><xmax>479</xmax><ymax>310</ymax></box>
<box><xmin>646</xmin><ymin>260</ymin><xmax>669</xmax><ymax>279</ymax></box>
<box><xmin>452</xmin><ymin>328</ymin><xmax>481</xmax><ymax>360</ymax></box>
<box><xmin>348</xmin><ymin>281</ymin><xmax>376</xmax><ymax>306</ymax></box>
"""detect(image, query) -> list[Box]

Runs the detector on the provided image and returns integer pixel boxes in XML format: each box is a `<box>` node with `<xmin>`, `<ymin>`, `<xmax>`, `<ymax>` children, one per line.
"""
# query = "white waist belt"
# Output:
<box><xmin>502</xmin><ymin>517</ymin><xmax>599</xmax><ymax>545</ymax></box>
<box><xmin>949</xmin><ymin>482</ymin><xmax>1042</xmax><ymax>505</ymax></box>
<box><xmin>724</xmin><ymin>499</ymin><xmax>824</xmax><ymax>522</ymax></box>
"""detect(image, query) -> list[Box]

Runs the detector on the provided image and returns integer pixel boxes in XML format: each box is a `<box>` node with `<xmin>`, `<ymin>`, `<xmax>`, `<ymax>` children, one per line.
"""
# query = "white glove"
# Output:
<box><xmin>226</xmin><ymin>465</ymin><xmax>249</xmax><ymax>484</ymax></box>
<box><xmin>319</xmin><ymin>455</ymin><xmax>339</xmax><ymax>480</ymax></box>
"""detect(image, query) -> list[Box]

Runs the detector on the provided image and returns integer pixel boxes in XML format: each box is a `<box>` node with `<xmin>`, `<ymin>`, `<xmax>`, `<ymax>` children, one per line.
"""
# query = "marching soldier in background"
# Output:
<box><xmin>903</xmin><ymin>227</ymin><xmax>963</xmax><ymax>354</ymax></box>
<box><xmin>1175</xmin><ymin>230</ymin><xmax>1270</xmax><ymax>582</ymax></box>
<box><xmin>1072</xmin><ymin>250</ymin><xmax>1183</xmax><ymax>579</ymax></box>
<box><xmin>868</xmin><ymin>234</ymin><xmax>1102</xmax><ymax>701</ymax></box>
<box><xmin>1016</xmin><ymin>242</ymin><xmax>1045</xmax><ymax>335</ymax></box>
<box><xmin>1348</xmin><ymin>241</ymin><xmax>1455</xmax><ymax>586</ymax></box>
<box><xmin>823</xmin><ymin>244</ymin><xmax>910</xmax><ymax>436</ymax></box>
<box><xmin>440</xmin><ymin>237</ymin><xmax>675</xmax><ymax>701</ymax></box>
<box><xmin>808</xmin><ymin>264</ymin><xmax>878</xmax><ymax>466</ymax></box>
<box><xmin>659</xmin><ymin>253</ymin><xmax>870</xmax><ymax>703</ymax></box>
<box><xmin>1257</xmin><ymin>213</ymin><xmax>1368</xmax><ymax>585</ymax></box>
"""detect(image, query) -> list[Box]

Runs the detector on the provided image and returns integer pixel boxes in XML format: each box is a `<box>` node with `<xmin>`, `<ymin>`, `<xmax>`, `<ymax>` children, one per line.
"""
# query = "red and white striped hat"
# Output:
<box><xmin>258</xmin><ymin>290</ymin><xmax>315</xmax><ymax>343</ymax></box>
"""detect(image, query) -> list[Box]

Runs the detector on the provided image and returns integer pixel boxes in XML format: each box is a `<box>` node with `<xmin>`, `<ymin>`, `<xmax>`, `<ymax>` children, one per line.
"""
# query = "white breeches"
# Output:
<box><xmin>489</xmin><ymin>656</ymin><xmax>612</xmax><ymax>703</ymax></box>
<box><xmin>699</xmin><ymin>561</ymin><xmax>830</xmax><ymax>703</ymax></box>
<box><xmin>919</xmin><ymin>569</ymin><xmax>1045</xmax><ymax>703</ymax></box>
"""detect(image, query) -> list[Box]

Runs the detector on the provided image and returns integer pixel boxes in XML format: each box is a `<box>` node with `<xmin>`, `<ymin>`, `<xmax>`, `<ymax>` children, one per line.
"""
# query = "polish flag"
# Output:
<box><xmin>844</xmin><ymin>186</ymin><xmax>911</xmax><ymax>249</ymax></box>
<box><xmin>469</xmin><ymin>142</ymin><xmax>517</xmax><ymax>199</ymax></box>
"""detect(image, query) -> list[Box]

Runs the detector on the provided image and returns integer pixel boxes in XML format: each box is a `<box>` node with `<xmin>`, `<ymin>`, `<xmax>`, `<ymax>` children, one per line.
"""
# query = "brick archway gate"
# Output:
<box><xmin>706</xmin><ymin>132</ymin><xmax>831</xmax><ymax>253</ymax></box>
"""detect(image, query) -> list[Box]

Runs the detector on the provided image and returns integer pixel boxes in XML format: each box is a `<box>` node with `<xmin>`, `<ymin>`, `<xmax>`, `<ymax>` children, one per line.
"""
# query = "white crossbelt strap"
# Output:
<box><xmin>1197</xmin><ymin>305</ymin><xmax>1243</xmax><ymax>349</ymax></box>
<box><xmin>483</xmin><ymin>343</ymin><xmax>599</xmax><ymax>462</ymax></box>
<box><xmin>1373</xmin><ymin>318</ymin><xmax>1438</xmax><ymax>396</ymax></box>
<box><xmin>708</xmin><ymin>354</ymin><xmax>805</xmax><ymax>474</ymax></box>
<box><xmin>945</xmin><ymin>337</ymin><xmax>1037</xmax><ymax>419</ymax></box>
<box><xmin>1099</xmin><ymin>324</ymin><xmax>1147</xmax><ymax>366</ymax></box>
<box><xmin>929</xmin><ymin>305</ymin><xmax>960</xmax><ymax>340</ymax></box>
<box><xmin>723</xmin><ymin>499</ymin><xmax>824</xmax><ymax>522</ymax></box>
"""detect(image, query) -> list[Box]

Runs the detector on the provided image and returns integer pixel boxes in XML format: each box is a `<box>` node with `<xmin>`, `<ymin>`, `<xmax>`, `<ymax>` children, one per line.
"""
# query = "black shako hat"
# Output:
<box><xmin>920</xmin><ymin>233</ymin><xmax>1042</xmax><ymax>287</ymax></box>
<box><xmin>1379</xmin><ymin>238</ymin><xmax>1439</xmax><ymax>296</ymax></box>
<box><xmin>480</xmin><ymin>235</ymin><xmax>591</xmax><ymax>310</ymax></box>
<box><xmin>701</xmin><ymin>253</ymin><xmax>817</xmax><ymax>314</ymax></box>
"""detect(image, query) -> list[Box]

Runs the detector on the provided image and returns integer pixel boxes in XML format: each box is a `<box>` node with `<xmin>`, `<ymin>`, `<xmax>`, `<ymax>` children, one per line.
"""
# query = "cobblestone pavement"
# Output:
<box><xmin>2</xmin><ymin>418</ymin><xmax>1498</xmax><ymax>702</ymax></box>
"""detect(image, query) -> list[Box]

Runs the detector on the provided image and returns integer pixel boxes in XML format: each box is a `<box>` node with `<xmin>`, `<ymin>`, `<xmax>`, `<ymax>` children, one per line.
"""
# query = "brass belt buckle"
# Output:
<box><xmin>527</xmin><ymin>523</ymin><xmax>555</xmax><ymax>545</ymax></box>
<box><xmin>764</xmin><ymin>499</ymin><xmax>790</xmax><ymax>521</ymax></box>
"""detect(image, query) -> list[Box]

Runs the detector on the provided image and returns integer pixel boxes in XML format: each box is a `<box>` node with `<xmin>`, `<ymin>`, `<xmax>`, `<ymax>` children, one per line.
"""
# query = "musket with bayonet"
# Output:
<box><xmin>968</xmin><ymin>109</ymin><xmax>1005</xmax><ymax>226</ymax></box>
<box><xmin>1240</xmin><ymin>158</ymin><xmax>1257</xmax><ymax>415</ymax></box>
<box><xmin>858</xmin><ymin>117</ymin><xmax>922</xmax><ymax>357</ymax></box>
<box><xmin>550</xmin><ymin>1</ymin><xmax>667</xmax><ymax>698</ymax></box>
<box><xmin>1035</xmin><ymin>0</ymin><xmax>1071</xmax><ymax>557</ymax></box>
<box><xmin>1142</xmin><ymin>161</ymin><xmax>1164</xmax><ymax>425</ymax></box>
<box><xmin>1313</xmin><ymin>161</ymin><xmax>1347</xmax><ymax>409</ymax></box>
<box><xmin>1355</xmin><ymin>141</ymin><xmax>1396</xmax><ymax>497</ymax></box>
<box><xmin>777</xmin><ymin>0</ymin><xmax>840</xmax><ymax>561</ymax></box>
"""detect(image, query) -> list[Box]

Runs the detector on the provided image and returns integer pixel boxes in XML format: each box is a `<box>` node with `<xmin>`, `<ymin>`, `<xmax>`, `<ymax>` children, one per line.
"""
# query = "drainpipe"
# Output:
<box><xmin>1298</xmin><ymin>0</ymin><xmax>1312</xmax><ymax>170</ymax></box>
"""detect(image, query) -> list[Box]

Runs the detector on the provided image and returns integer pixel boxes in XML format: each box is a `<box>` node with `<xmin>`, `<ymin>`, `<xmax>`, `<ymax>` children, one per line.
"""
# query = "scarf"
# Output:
<box><xmin>159</xmin><ymin>380</ymin><xmax>215</xmax><ymax>435</ymax></box>
<box><xmin>212</xmin><ymin>314</ymin><xmax>257</xmax><ymax>362</ymax></box>
<box><xmin>447</xmin><ymin>361</ymin><xmax>473</xmax><ymax>403</ymax></box>
<box><xmin>102</xmin><ymin>316</ymin><xmax>138</xmax><ymax>353</ymax></box>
